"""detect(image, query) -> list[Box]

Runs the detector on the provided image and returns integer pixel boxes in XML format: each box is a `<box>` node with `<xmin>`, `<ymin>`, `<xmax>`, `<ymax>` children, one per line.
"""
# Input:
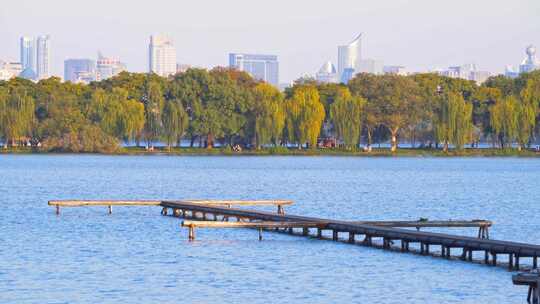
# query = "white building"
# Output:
<box><xmin>337</xmin><ymin>34</ymin><xmax>362</xmax><ymax>82</ymax></box>
<box><xmin>383</xmin><ymin>66</ymin><xmax>407</xmax><ymax>76</ymax></box>
<box><xmin>358</xmin><ymin>59</ymin><xmax>383</xmax><ymax>75</ymax></box>
<box><xmin>315</xmin><ymin>61</ymin><xmax>338</xmax><ymax>83</ymax></box>
<box><xmin>149</xmin><ymin>35</ymin><xmax>177</xmax><ymax>77</ymax></box>
<box><xmin>0</xmin><ymin>61</ymin><xmax>23</xmax><ymax>81</ymax></box>
<box><xmin>229</xmin><ymin>53</ymin><xmax>279</xmax><ymax>86</ymax></box>
<box><xmin>36</xmin><ymin>35</ymin><xmax>51</xmax><ymax>80</ymax></box>
<box><xmin>96</xmin><ymin>52</ymin><xmax>126</xmax><ymax>81</ymax></box>
<box><xmin>437</xmin><ymin>63</ymin><xmax>491</xmax><ymax>84</ymax></box>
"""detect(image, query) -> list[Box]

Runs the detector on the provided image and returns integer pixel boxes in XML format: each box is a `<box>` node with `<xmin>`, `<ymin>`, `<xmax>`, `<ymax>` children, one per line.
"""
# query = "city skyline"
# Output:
<box><xmin>0</xmin><ymin>0</ymin><xmax>539</xmax><ymax>82</ymax></box>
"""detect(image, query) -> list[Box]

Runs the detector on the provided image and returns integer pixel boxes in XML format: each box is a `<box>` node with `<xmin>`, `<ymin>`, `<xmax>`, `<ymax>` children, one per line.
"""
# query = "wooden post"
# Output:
<box><xmin>56</xmin><ymin>205</ymin><xmax>60</xmax><ymax>215</ymax></box>
<box><xmin>303</xmin><ymin>228</ymin><xmax>309</xmax><ymax>236</ymax></box>
<box><xmin>484</xmin><ymin>251</ymin><xmax>489</xmax><ymax>264</ymax></box>
<box><xmin>108</xmin><ymin>205</ymin><xmax>112</xmax><ymax>214</ymax></box>
<box><xmin>348</xmin><ymin>233</ymin><xmax>355</xmax><ymax>244</ymax></box>
<box><xmin>401</xmin><ymin>241</ymin><xmax>406</xmax><ymax>252</ymax></box>
<box><xmin>425</xmin><ymin>244</ymin><xmax>430</xmax><ymax>255</ymax></box>
<box><xmin>188</xmin><ymin>225</ymin><xmax>195</xmax><ymax>241</ymax></box>
<box><xmin>509</xmin><ymin>254</ymin><xmax>514</xmax><ymax>270</ymax></box>
<box><xmin>258</xmin><ymin>228</ymin><xmax>263</xmax><ymax>241</ymax></box>
<box><xmin>534</xmin><ymin>256</ymin><xmax>538</xmax><ymax>269</ymax></box>
<box><xmin>332</xmin><ymin>230</ymin><xmax>338</xmax><ymax>241</ymax></box>
<box><xmin>277</xmin><ymin>205</ymin><xmax>284</xmax><ymax>215</ymax></box>
<box><xmin>467</xmin><ymin>249</ymin><xmax>473</xmax><ymax>261</ymax></box>
<box><xmin>461</xmin><ymin>248</ymin><xmax>467</xmax><ymax>260</ymax></box>
<box><xmin>446</xmin><ymin>247</ymin><xmax>451</xmax><ymax>258</ymax></box>
<box><xmin>317</xmin><ymin>228</ymin><xmax>322</xmax><ymax>238</ymax></box>
<box><xmin>182</xmin><ymin>210</ymin><xmax>186</xmax><ymax>217</ymax></box>
<box><xmin>492</xmin><ymin>252</ymin><xmax>497</xmax><ymax>266</ymax></box>
<box><xmin>161</xmin><ymin>207</ymin><xmax>167</xmax><ymax>216</ymax></box>
<box><xmin>515</xmin><ymin>254</ymin><xmax>520</xmax><ymax>270</ymax></box>
<box><xmin>288</xmin><ymin>227</ymin><xmax>293</xmax><ymax>234</ymax></box>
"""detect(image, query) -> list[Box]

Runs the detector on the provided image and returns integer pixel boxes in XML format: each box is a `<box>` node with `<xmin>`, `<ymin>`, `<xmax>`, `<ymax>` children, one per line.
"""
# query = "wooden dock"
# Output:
<box><xmin>49</xmin><ymin>199</ymin><xmax>539</xmax><ymax>271</ymax></box>
<box><xmin>159</xmin><ymin>200</ymin><xmax>540</xmax><ymax>271</ymax></box>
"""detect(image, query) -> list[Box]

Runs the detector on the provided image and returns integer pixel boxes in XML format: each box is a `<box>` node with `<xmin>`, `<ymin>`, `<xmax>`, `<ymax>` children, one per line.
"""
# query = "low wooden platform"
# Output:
<box><xmin>513</xmin><ymin>271</ymin><xmax>540</xmax><ymax>303</ymax></box>
<box><xmin>181</xmin><ymin>220</ymin><xmax>324</xmax><ymax>240</ymax></box>
<box><xmin>353</xmin><ymin>220</ymin><xmax>492</xmax><ymax>239</ymax></box>
<box><xmin>49</xmin><ymin>199</ymin><xmax>292</xmax><ymax>215</ymax></box>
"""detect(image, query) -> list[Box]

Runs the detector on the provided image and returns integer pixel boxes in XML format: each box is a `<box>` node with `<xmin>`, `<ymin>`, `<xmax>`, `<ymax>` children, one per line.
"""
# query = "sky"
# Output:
<box><xmin>1</xmin><ymin>0</ymin><xmax>539</xmax><ymax>82</ymax></box>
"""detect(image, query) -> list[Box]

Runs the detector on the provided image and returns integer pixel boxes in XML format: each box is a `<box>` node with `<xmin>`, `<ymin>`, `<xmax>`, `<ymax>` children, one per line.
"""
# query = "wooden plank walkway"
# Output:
<box><xmin>160</xmin><ymin>200</ymin><xmax>540</xmax><ymax>271</ymax></box>
<box><xmin>49</xmin><ymin>199</ymin><xmax>292</xmax><ymax>215</ymax></box>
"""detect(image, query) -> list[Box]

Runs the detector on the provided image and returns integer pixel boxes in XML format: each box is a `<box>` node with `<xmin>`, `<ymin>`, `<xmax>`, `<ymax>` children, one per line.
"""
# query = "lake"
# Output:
<box><xmin>1</xmin><ymin>155</ymin><xmax>539</xmax><ymax>303</ymax></box>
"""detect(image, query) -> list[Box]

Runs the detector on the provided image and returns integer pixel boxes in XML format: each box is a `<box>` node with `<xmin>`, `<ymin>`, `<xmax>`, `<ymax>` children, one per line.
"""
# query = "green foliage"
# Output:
<box><xmin>252</xmin><ymin>83</ymin><xmax>285</xmax><ymax>148</ymax></box>
<box><xmin>434</xmin><ymin>92</ymin><xmax>473</xmax><ymax>150</ymax></box>
<box><xmin>162</xmin><ymin>99</ymin><xmax>189</xmax><ymax>149</ymax></box>
<box><xmin>490</xmin><ymin>95</ymin><xmax>519</xmax><ymax>148</ymax></box>
<box><xmin>329</xmin><ymin>87</ymin><xmax>365</xmax><ymax>148</ymax></box>
<box><xmin>285</xmin><ymin>85</ymin><xmax>325</xmax><ymax>148</ymax></box>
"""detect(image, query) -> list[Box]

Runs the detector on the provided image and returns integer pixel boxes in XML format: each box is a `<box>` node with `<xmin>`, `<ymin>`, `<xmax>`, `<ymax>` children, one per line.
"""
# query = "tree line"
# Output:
<box><xmin>0</xmin><ymin>67</ymin><xmax>539</xmax><ymax>153</ymax></box>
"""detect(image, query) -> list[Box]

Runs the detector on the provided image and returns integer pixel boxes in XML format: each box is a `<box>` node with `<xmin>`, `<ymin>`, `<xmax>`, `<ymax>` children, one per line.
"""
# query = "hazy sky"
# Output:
<box><xmin>1</xmin><ymin>0</ymin><xmax>539</xmax><ymax>82</ymax></box>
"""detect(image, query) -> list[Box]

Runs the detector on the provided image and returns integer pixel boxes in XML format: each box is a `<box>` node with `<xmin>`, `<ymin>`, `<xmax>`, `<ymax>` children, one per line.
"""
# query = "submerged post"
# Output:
<box><xmin>259</xmin><ymin>228</ymin><xmax>263</xmax><ymax>241</ymax></box>
<box><xmin>108</xmin><ymin>205</ymin><xmax>112</xmax><ymax>214</ymax></box>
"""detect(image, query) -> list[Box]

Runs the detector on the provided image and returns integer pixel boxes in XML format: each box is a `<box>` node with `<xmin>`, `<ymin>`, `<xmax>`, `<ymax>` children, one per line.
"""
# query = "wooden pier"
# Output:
<box><xmin>49</xmin><ymin>199</ymin><xmax>540</xmax><ymax>271</ymax></box>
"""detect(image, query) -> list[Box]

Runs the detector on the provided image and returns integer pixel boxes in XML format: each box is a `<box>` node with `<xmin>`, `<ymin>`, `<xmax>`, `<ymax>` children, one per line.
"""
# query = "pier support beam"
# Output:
<box><xmin>317</xmin><ymin>228</ymin><xmax>322</xmax><ymax>239</ymax></box>
<box><xmin>333</xmin><ymin>230</ymin><xmax>338</xmax><ymax>241</ymax></box>
<box><xmin>108</xmin><ymin>205</ymin><xmax>112</xmax><ymax>214</ymax></box>
<box><xmin>348</xmin><ymin>233</ymin><xmax>355</xmax><ymax>244</ymax></box>
<box><xmin>161</xmin><ymin>207</ymin><xmax>168</xmax><ymax>216</ymax></box>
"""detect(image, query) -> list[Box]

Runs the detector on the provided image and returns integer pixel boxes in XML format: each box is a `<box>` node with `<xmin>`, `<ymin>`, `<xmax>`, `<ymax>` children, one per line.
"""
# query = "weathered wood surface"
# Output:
<box><xmin>180</xmin><ymin>200</ymin><xmax>293</xmax><ymax>206</ymax></box>
<box><xmin>48</xmin><ymin>200</ymin><xmax>162</xmax><ymax>207</ymax></box>
<box><xmin>161</xmin><ymin>200</ymin><xmax>540</xmax><ymax>258</ymax></box>
<box><xmin>352</xmin><ymin>220</ymin><xmax>492</xmax><ymax>228</ymax></box>
<box><xmin>181</xmin><ymin>220</ymin><xmax>324</xmax><ymax>229</ymax></box>
<box><xmin>49</xmin><ymin>199</ymin><xmax>293</xmax><ymax>207</ymax></box>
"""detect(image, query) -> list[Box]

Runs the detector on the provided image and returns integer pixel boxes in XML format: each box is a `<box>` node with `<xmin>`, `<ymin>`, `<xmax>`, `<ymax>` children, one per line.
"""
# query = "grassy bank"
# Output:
<box><xmin>2</xmin><ymin>146</ymin><xmax>540</xmax><ymax>157</ymax></box>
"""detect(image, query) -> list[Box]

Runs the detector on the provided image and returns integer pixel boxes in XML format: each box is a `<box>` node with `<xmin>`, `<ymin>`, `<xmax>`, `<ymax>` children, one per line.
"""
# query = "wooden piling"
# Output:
<box><xmin>108</xmin><ymin>205</ymin><xmax>112</xmax><ymax>214</ymax></box>
<box><xmin>348</xmin><ymin>233</ymin><xmax>355</xmax><ymax>244</ymax></box>
<box><xmin>332</xmin><ymin>230</ymin><xmax>338</xmax><ymax>241</ymax></box>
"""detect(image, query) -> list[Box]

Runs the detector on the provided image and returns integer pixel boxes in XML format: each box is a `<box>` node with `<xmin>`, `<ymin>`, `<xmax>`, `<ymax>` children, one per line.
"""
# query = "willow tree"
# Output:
<box><xmin>252</xmin><ymin>83</ymin><xmax>285</xmax><ymax>148</ymax></box>
<box><xmin>162</xmin><ymin>100</ymin><xmax>189</xmax><ymax>150</ymax></box>
<box><xmin>0</xmin><ymin>88</ymin><xmax>35</xmax><ymax>147</ymax></box>
<box><xmin>490</xmin><ymin>96</ymin><xmax>519</xmax><ymax>148</ymax></box>
<box><xmin>144</xmin><ymin>81</ymin><xmax>164</xmax><ymax>148</ymax></box>
<box><xmin>120</xmin><ymin>99</ymin><xmax>145</xmax><ymax>145</ymax></box>
<box><xmin>329</xmin><ymin>87</ymin><xmax>365</xmax><ymax>149</ymax></box>
<box><xmin>516</xmin><ymin>80</ymin><xmax>539</xmax><ymax>150</ymax></box>
<box><xmin>285</xmin><ymin>85</ymin><xmax>325</xmax><ymax>149</ymax></box>
<box><xmin>434</xmin><ymin>92</ymin><xmax>473</xmax><ymax>151</ymax></box>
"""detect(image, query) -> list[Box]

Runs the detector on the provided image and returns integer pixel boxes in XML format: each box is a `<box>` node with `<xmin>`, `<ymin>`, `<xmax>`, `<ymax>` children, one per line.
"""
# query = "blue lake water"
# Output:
<box><xmin>1</xmin><ymin>155</ymin><xmax>539</xmax><ymax>303</ymax></box>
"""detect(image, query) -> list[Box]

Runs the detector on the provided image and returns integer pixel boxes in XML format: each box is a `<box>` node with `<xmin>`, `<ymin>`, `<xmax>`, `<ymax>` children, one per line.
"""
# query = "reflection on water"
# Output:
<box><xmin>1</xmin><ymin>155</ymin><xmax>538</xmax><ymax>303</ymax></box>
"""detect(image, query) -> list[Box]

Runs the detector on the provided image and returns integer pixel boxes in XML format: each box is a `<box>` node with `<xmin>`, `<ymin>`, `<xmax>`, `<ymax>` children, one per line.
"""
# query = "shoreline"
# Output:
<box><xmin>2</xmin><ymin>147</ymin><xmax>540</xmax><ymax>157</ymax></box>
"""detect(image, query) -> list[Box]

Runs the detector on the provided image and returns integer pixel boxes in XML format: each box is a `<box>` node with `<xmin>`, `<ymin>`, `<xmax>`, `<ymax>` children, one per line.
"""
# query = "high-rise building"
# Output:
<box><xmin>96</xmin><ymin>52</ymin><xmax>126</xmax><ymax>81</ymax></box>
<box><xmin>337</xmin><ymin>34</ymin><xmax>362</xmax><ymax>82</ymax></box>
<box><xmin>519</xmin><ymin>45</ymin><xmax>540</xmax><ymax>74</ymax></box>
<box><xmin>315</xmin><ymin>61</ymin><xmax>338</xmax><ymax>83</ymax></box>
<box><xmin>149</xmin><ymin>35</ymin><xmax>177</xmax><ymax>77</ymax></box>
<box><xmin>20</xmin><ymin>37</ymin><xmax>35</xmax><ymax>72</ymax></box>
<box><xmin>36</xmin><ymin>35</ymin><xmax>51</xmax><ymax>80</ymax></box>
<box><xmin>437</xmin><ymin>63</ymin><xmax>491</xmax><ymax>84</ymax></box>
<box><xmin>229</xmin><ymin>53</ymin><xmax>279</xmax><ymax>86</ymax></box>
<box><xmin>358</xmin><ymin>59</ymin><xmax>384</xmax><ymax>75</ymax></box>
<box><xmin>64</xmin><ymin>59</ymin><xmax>96</xmax><ymax>83</ymax></box>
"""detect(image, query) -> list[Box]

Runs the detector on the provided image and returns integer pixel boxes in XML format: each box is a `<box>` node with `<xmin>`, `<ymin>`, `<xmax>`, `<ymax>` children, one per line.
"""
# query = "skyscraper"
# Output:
<box><xmin>149</xmin><ymin>35</ymin><xmax>177</xmax><ymax>77</ymax></box>
<box><xmin>337</xmin><ymin>34</ymin><xmax>362</xmax><ymax>82</ymax></box>
<box><xmin>36</xmin><ymin>35</ymin><xmax>51</xmax><ymax>80</ymax></box>
<box><xmin>358</xmin><ymin>59</ymin><xmax>384</xmax><ymax>75</ymax></box>
<box><xmin>64</xmin><ymin>59</ymin><xmax>96</xmax><ymax>83</ymax></box>
<box><xmin>229</xmin><ymin>53</ymin><xmax>279</xmax><ymax>86</ymax></box>
<box><xmin>20</xmin><ymin>37</ymin><xmax>35</xmax><ymax>72</ymax></box>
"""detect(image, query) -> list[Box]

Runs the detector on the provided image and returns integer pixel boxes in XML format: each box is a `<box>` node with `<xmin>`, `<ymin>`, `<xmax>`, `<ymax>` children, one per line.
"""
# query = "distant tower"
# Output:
<box><xmin>36</xmin><ymin>35</ymin><xmax>51</xmax><ymax>80</ymax></box>
<box><xmin>519</xmin><ymin>45</ymin><xmax>540</xmax><ymax>74</ymax></box>
<box><xmin>149</xmin><ymin>35</ymin><xmax>177</xmax><ymax>77</ymax></box>
<box><xmin>20</xmin><ymin>37</ymin><xmax>35</xmax><ymax>72</ymax></box>
<box><xmin>229</xmin><ymin>53</ymin><xmax>279</xmax><ymax>86</ymax></box>
<box><xmin>337</xmin><ymin>33</ymin><xmax>362</xmax><ymax>82</ymax></box>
